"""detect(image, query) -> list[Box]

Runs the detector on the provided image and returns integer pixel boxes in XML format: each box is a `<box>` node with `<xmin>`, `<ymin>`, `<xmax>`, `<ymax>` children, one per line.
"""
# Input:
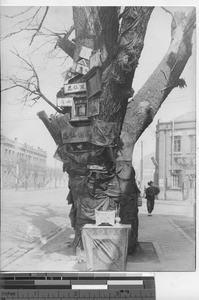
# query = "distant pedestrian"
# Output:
<box><xmin>145</xmin><ymin>181</ymin><xmax>160</xmax><ymax>216</ymax></box>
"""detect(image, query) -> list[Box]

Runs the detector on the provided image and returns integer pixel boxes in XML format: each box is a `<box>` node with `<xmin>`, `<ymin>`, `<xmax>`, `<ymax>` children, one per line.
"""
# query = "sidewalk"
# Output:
<box><xmin>148</xmin><ymin>199</ymin><xmax>194</xmax><ymax>206</ymax></box>
<box><xmin>4</xmin><ymin>212</ymin><xmax>195</xmax><ymax>272</ymax></box>
<box><xmin>126</xmin><ymin>212</ymin><xmax>195</xmax><ymax>271</ymax></box>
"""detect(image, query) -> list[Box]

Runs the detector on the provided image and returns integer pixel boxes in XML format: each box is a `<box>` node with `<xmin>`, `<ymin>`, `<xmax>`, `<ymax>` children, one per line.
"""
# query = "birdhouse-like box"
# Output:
<box><xmin>72</xmin><ymin>62</ymin><xmax>89</xmax><ymax>76</ymax></box>
<box><xmin>89</xmin><ymin>50</ymin><xmax>102</xmax><ymax>69</ymax></box>
<box><xmin>77</xmin><ymin>46</ymin><xmax>92</xmax><ymax>62</ymax></box>
<box><xmin>84</xmin><ymin>67</ymin><xmax>101</xmax><ymax>99</ymax></box>
<box><xmin>62</xmin><ymin>67</ymin><xmax>78</xmax><ymax>83</ymax></box>
<box><xmin>71</xmin><ymin>97</ymin><xmax>88</xmax><ymax>121</ymax></box>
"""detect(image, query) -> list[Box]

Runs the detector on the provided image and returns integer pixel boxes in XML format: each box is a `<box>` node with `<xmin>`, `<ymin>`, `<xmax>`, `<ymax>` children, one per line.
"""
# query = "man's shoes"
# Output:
<box><xmin>148</xmin><ymin>213</ymin><xmax>152</xmax><ymax>216</ymax></box>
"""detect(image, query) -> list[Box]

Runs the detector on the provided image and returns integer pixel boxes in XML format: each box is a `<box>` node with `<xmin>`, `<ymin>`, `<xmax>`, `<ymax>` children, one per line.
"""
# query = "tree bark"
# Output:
<box><xmin>97</xmin><ymin>7</ymin><xmax>154</xmax><ymax>134</ymax></box>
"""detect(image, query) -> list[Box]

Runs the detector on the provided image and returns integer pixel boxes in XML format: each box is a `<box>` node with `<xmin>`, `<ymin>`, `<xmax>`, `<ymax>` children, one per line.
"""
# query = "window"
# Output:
<box><xmin>74</xmin><ymin>103</ymin><xmax>87</xmax><ymax>116</ymax></box>
<box><xmin>189</xmin><ymin>135</ymin><xmax>196</xmax><ymax>153</ymax></box>
<box><xmin>174</xmin><ymin>136</ymin><xmax>181</xmax><ymax>152</ymax></box>
<box><xmin>172</xmin><ymin>171</ymin><xmax>181</xmax><ymax>188</ymax></box>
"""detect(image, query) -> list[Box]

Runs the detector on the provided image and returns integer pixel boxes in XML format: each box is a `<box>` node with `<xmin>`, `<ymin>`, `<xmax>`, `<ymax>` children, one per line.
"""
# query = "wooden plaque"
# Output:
<box><xmin>57</xmin><ymin>97</ymin><xmax>73</xmax><ymax>107</ymax></box>
<box><xmin>84</xmin><ymin>68</ymin><xmax>101</xmax><ymax>99</ymax></box>
<box><xmin>62</xmin><ymin>126</ymin><xmax>91</xmax><ymax>143</ymax></box>
<box><xmin>64</xmin><ymin>82</ymin><xmax>86</xmax><ymax>94</ymax></box>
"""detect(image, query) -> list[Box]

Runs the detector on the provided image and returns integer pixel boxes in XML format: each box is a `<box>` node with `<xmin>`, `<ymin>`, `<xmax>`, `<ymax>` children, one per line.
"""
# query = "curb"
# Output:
<box><xmin>2</xmin><ymin>224</ymin><xmax>70</xmax><ymax>269</ymax></box>
<box><xmin>39</xmin><ymin>224</ymin><xmax>70</xmax><ymax>249</ymax></box>
<box><xmin>168</xmin><ymin>219</ymin><xmax>195</xmax><ymax>245</ymax></box>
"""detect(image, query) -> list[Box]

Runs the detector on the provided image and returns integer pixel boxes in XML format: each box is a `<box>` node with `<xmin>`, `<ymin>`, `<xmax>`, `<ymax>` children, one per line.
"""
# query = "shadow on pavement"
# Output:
<box><xmin>127</xmin><ymin>242</ymin><xmax>159</xmax><ymax>263</ymax></box>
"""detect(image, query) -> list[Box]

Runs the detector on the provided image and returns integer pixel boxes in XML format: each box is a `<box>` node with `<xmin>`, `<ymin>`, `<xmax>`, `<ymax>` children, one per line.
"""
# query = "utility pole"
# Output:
<box><xmin>164</xmin><ymin>129</ymin><xmax>167</xmax><ymax>199</ymax></box>
<box><xmin>140</xmin><ymin>140</ymin><xmax>144</xmax><ymax>192</ymax></box>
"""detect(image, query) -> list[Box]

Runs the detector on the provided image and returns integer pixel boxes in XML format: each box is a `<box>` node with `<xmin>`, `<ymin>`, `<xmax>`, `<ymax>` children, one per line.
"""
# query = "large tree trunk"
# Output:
<box><xmin>53</xmin><ymin>7</ymin><xmax>154</xmax><ymax>254</ymax></box>
<box><xmin>38</xmin><ymin>7</ymin><xmax>196</xmax><ymax>258</ymax></box>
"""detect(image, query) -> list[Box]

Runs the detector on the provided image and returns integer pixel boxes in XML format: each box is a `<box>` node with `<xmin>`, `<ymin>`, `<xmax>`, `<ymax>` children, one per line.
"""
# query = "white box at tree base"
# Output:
<box><xmin>95</xmin><ymin>210</ymin><xmax>115</xmax><ymax>226</ymax></box>
<box><xmin>82</xmin><ymin>224</ymin><xmax>131</xmax><ymax>271</ymax></box>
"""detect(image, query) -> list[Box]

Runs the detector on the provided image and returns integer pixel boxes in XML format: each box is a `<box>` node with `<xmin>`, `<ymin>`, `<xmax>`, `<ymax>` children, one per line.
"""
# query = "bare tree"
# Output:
<box><xmin>7</xmin><ymin>161</ymin><xmax>24</xmax><ymax>190</ymax></box>
<box><xmin>8</xmin><ymin>157</ymin><xmax>32</xmax><ymax>190</ymax></box>
<box><xmin>2</xmin><ymin>50</ymin><xmax>64</xmax><ymax>113</ymax></box>
<box><xmin>1</xmin><ymin>6</ymin><xmax>196</xmax><ymax>255</ymax></box>
<box><xmin>1</xmin><ymin>7</ymin><xmax>49</xmax><ymax>43</ymax></box>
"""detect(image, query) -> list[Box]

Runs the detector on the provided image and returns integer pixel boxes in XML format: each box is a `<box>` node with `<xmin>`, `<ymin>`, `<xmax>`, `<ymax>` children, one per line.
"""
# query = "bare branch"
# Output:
<box><xmin>11</xmin><ymin>7</ymin><xmax>42</xmax><ymax>29</ymax></box>
<box><xmin>42</xmin><ymin>26</ymin><xmax>68</xmax><ymax>37</ymax></box>
<box><xmin>28</xmin><ymin>101</ymin><xmax>37</xmax><ymax>108</ymax></box>
<box><xmin>27</xmin><ymin>7</ymin><xmax>42</xmax><ymax>27</ymax></box>
<box><xmin>39</xmin><ymin>92</ymin><xmax>63</xmax><ymax>113</ymax></box>
<box><xmin>29</xmin><ymin>6</ymin><xmax>49</xmax><ymax>45</ymax></box>
<box><xmin>1</xmin><ymin>6</ymin><xmax>73</xmax><ymax>56</ymax></box>
<box><xmin>0</xmin><ymin>7</ymin><xmax>44</xmax><ymax>42</ymax></box>
<box><xmin>10</xmin><ymin>50</ymin><xmax>40</xmax><ymax>89</ymax></box>
<box><xmin>65</xmin><ymin>24</ymin><xmax>75</xmax><ymax>38</ymax></box>
<box><xmin>1</xmin><ymin>85</ymin><xmax>18</xmax><ymax>92</ymax></box>
<box><xmin>30</xmin><ymin>38</ymin><xmax>56</xmax><ymax>55</ymax></box>
<box><xmin>1</xmin><ymin>27</ymin><xmax>40</xmax><ymax>40</ymax></box>
<box><xmin>161</xmin><ymin>7</ymin><xmax>174</xmax><ymax>17</ymax></box>
<box><xmin>5</xmin><ymin>7</ymin><xmax>33</xmax><ymax>18</ymax></box>
<box><xmin>2</xmin><ymin>51</ymin><xmax>64</xmax><ymax>114</ymax></box>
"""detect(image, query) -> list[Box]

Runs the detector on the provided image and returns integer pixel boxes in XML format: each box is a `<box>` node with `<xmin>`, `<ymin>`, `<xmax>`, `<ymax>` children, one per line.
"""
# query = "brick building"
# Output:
<box><xmin>1</xmin><ymin>135</ymin><xmax>47</xmax><ymax>189</ymax></box>
<box><xmin>155</xmin><ymin>112</ymin><xmax>196</xmax><ymax>201</ymax></box>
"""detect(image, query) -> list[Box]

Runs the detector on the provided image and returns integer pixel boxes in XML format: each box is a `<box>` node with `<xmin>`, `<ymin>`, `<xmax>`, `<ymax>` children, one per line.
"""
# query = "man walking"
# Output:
<box><xmin>145</xmin><ymin>181</ymin><xmax>159</xmax><ymax>216</ymax></box>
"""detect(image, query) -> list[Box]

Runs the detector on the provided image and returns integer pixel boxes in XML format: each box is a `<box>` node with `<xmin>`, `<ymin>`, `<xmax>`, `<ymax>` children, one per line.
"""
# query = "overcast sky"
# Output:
<box><xmin>1</xmin><ymin>5</ymin><xmax>196</xmax><ymax>167</ymax></box>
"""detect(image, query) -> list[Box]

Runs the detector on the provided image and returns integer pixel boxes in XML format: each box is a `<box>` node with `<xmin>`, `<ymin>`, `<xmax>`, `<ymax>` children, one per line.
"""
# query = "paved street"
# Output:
<box><xmin>1</xmin><ymin>188</ymin><xmax>71</xmax><ymax>271</ymax></box>
<box><xmin>1</xmin><ymin>188</ymin><xmax>195</xmax><ymax>272</ymax></box>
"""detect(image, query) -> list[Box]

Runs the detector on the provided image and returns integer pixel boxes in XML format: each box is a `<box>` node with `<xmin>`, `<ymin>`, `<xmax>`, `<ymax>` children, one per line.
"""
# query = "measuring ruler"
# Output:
<box><xmin>0</xmin><ymin>272</ymin><xmax>156</xmax><ymax>299</ymax></box>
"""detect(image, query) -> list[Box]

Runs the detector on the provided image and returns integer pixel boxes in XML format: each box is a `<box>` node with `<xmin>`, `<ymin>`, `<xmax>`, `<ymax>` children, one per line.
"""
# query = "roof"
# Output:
<box><xmin>174</xmin><ymin>111</ymin><xmax>196</xmax><ymax>122</ymax></box>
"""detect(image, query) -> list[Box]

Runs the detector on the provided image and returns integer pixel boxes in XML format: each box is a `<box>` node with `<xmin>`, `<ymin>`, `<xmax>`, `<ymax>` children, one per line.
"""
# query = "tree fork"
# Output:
<box><xmin>119</xmin><ymin>8</ymin><xmax>196</xmax><ymax>154</ymax></box>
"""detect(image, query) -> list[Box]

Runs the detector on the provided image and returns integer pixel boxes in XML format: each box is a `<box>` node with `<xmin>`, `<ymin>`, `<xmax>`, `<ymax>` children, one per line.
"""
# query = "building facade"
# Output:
<box><xmin>1</xmin><ymin>135</ymin><xmax>47</xmax><ymax>189</ymax></box>
<box><xmin>155</xmin><ymin>112</ymin><xmax>196</xmax><ymax>201</ymax></box>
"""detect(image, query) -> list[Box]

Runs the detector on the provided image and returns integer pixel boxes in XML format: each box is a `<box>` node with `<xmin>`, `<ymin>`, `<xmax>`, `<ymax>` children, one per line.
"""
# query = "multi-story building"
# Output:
<box><xmin>1</xmin><ymin>135</ymin><xmax>47</xmax><ymax>189</ymax></box>
<box><xmin>155</xmin><ymin>112</ymin><xmax>196</xmax><ymax>201</ymax></box>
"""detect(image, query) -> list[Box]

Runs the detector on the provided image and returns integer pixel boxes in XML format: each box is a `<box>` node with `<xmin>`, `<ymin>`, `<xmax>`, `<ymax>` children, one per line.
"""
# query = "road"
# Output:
<box><xmin>1</xmin><ymin>188</ymin><xmax>195</xmax><ymax>272</ymax></box>
<box><xmin>1</xmin><ymin>188</ymin><xmax>71</xmax><ymax>270</ymax></box>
